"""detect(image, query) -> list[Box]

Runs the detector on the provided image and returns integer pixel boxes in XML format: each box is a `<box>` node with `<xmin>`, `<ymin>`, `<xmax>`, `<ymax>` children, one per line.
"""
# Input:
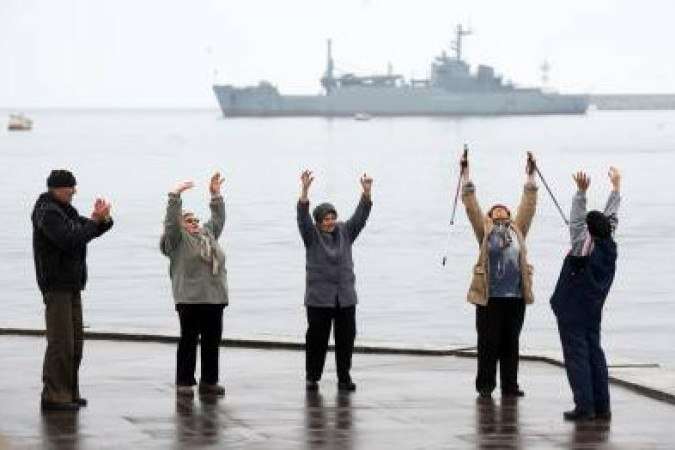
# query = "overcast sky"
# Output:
<box><xmin>1</xmin><ymin>0</ymin><xmax>674</xmax><ymax>108</ymax></box>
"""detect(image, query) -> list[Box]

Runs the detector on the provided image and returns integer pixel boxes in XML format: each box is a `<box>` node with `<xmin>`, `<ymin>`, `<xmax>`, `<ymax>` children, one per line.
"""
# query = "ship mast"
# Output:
<box><xmin>321</xmin><ymin>39</ymin><xmax>336</xmax><ymax>95</ymax></box>
<box><xmin>451</xmin><ymin>24</ymin><xmax>472</xmax><ymax>61</ymax></box>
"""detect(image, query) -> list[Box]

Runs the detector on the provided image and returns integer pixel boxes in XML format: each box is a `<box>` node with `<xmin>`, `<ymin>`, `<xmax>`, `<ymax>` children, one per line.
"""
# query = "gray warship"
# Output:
<box><xmin>213</xmin><ymin>25</ymin><xmax>589</xmax><ymax>117</ymax></box>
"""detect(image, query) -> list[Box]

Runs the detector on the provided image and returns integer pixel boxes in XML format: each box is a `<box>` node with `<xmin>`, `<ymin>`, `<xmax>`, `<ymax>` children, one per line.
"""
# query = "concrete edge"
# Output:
<box><xmin>2</xmin><ymin>327</ymin><xmax>674</xmax><ymax>406</ymax></box>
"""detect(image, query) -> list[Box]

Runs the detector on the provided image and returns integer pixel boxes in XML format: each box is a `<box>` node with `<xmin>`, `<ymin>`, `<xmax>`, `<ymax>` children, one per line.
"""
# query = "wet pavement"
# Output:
<box><xmin>0</xmin><ymin>336</ymin><xmax>673</xmax><ymax>449</ymax></box>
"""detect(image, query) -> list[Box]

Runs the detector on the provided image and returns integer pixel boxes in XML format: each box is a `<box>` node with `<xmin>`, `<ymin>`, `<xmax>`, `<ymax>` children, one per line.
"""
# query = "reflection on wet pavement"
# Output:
<box><xmin>0</xmin><ymin>336</ymin><xmax>672</xmax><ymax>449</ymax></box>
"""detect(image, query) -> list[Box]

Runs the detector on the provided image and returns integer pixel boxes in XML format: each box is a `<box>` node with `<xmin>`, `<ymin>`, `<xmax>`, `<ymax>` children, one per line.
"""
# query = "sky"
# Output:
<box><xmin>1</xmin><ymin>0</ymin><xmax>674</xmax><ymax>108</ymax></box>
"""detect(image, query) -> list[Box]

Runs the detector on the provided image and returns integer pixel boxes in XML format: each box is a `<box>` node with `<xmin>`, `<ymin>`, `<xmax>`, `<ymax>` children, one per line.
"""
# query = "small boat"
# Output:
<box><xmin>353</xmin><ymin>112</ymin><xmax>372</xmax><ymax>121</ymax></box>
<box><xmin>8</xmin><ymin>114</ymin><xmax>33</xmax><ymax>131</ymax></box>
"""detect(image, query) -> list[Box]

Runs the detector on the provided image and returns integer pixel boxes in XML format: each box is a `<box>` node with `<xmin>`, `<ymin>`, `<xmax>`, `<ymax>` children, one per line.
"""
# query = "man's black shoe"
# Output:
<box><xmin>502</xmin><ymin>389</ymin><xmax>525</xmax><ymax>398</ymax></box>
<box><xmin>563</xmin><ymin>409</ymin><xmax>595</xmax><ymax>421</ymax></box>
<box><xmin>595</xmin><ymin>410</ymin><xmax>612</xmax><ymax>421</ymax></box>
<box><xmin>76</xmin><ymin>398</ymin><xmax>88</xmax><ymax>407</ymax></box>
<box><xmin>477</xmin><ymin>389</ymin><xmax>492</xmax><ymax>399</ymax></box>
<box><xmin>306</xmin><ymin>380</ymin><xmax>319</xmax><ymax>391</ymax></box>
<box><xmin>337</xmin><ymin>381</ymin><xmax>356</xmax><ymax>392</ymax></box>
<box><xmin>41</xmin><ymin>400</ymin><xmax>80</xmax><ymax>412</ymax></box>
<box><xmin>198</xmin><ymin>383</ymin><xmax>226</xmax><ymax>396</ymax></box>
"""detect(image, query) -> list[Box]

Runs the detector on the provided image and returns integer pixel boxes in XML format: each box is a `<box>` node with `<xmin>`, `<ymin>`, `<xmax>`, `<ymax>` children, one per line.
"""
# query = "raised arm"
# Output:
<box><xmin>161</xmin><ymin>181</ymin><xmax>193</xmax><ymax>255</ymax></box>
<box><xmin>345</xmin><ymin>173</ymin><xmax>373</xmax><ymax>242</ymax></box>
<box><xmin>203</xmin><ymin>172</ymin><xmax>226</xmax><ymax>239</ymax></box>
<box><xmin>513</xmin><ymin>152</ymin><xmax>538</xmax><ymax>238</ymax></box>
<box><xmin>604</xmin><ymin>167</ymin><xmax>621</xmax><ymax>234</ymax></box>
<box><xmin>570</xmin><ymin>171</ymin><xmax>590</xmax><ymax>254</ymax></box>
<box><xmin>297</xmin><ymin>170</ymin><xmax>315</xmax><ymax>247</ymax></box>
<box><xmin>460</xmin><ymin>152</ymin><xmax>485</xmax><ymax>244</ymax></box>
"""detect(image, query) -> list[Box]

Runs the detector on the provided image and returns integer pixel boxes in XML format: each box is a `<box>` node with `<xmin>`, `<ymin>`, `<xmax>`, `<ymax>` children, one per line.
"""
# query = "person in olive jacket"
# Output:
<box><xmin>297</xmin><ymin>170</ymin><xmax>373</xmax><ymax>392</ymax></box>
<box><xmin>461</xmin><ymin>152</ymin><xmax>538</xmax><ymax>399</ymax></box>
<box><xmin>160</xmin><ymin>173</ymin><xmax>228</xmax><ymax>398</ymax></box>
<box><xmin>32</xmin><ymin>169</ymin><xmax>113</xmax><ymax>411</ymax></box>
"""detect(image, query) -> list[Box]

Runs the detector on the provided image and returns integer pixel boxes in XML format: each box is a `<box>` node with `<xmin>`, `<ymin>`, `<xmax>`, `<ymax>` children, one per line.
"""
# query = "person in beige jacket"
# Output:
<box><xmin>460</xmin><ymin>151</ymin><xmax>538</xmax><ymax>398</ymax></box>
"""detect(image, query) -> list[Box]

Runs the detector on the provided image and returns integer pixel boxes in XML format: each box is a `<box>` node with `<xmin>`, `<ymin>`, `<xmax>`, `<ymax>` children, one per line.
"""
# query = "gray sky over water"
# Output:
<box><xmin>2</xmin><ymin>0</ymin><xmax>673</xmax><ymax>107</ymax></box>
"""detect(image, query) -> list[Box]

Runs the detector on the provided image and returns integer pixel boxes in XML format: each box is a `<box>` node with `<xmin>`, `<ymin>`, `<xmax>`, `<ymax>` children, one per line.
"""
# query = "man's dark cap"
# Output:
<box><xmin>586</xmin><ymin>210</ymin><xmax>611</xmax><ymax>239</ymax></box>
<box><xmin>47</xmin><ymin>170</ymin><xmax>77</xmax><ymax>189</ymax></box>
<box><xmin>313</xmin><ymin>203</ymin><xmax>338</xmax><ymax>224</ymax></box>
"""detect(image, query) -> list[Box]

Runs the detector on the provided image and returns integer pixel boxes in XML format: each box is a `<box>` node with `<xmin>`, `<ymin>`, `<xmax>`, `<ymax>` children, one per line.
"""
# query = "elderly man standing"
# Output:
<box><xmin>551</xmin><ymin>168</ymin><xmax>621</xmax><ymax>421</ymax></box>
<box><xmin>32</xmin><ymin>170</ymin><xmax>113</xmax><ymax>411</ymax></box>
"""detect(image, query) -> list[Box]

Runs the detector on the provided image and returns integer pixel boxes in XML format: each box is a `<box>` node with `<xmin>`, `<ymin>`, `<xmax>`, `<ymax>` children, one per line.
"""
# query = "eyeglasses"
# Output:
<box><xmin>184</xmin><ymin>217</ymin><xmax>200</xmax><ymax>224</ymax></box>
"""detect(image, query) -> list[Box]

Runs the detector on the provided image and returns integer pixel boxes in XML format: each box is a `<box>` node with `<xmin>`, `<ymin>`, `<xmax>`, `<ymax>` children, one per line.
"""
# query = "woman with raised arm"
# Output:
<box><xmin>461</xmin><ymin>152</ymin><xmax>538</xmax><ymax>399</ymax></box>
<box><xmin>161</xmin><ymin>173</ymin><xmax>228</xmax><ymax>397</ymax></box>
<box><xmin>297</xmin><ymin>170</ymin><xmax>373</xmax><ymax>392</ymax></box>
<box><xmin>550</xmin><ymin>168</ymin><xmax>621</xmax><ymax>422</ymax></box>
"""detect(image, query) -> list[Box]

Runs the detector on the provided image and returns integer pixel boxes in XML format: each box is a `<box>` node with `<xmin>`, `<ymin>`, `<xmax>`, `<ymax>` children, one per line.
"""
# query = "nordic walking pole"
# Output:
<box><xmin>450</xmin><ymin>144</ymin><xmax>468</xmax><ymax>225</ymax></box>
<box><xmin>443</xmin><ymin>144</ymin><xmax>468</xmax><ymax>266</ymax></box>
<box><xmin>530</xmin><ymin>152</ymin><xmax>569</xmax><ymax>225</ymax></box>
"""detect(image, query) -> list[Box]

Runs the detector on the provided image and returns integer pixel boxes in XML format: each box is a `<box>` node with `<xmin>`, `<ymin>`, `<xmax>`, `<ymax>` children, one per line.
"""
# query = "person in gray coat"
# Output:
<box><xmin>297</xmin><ymin>170</ymin><xmax>373</xmax><ymax>392</ymax></box>
<box><xmin>161</xmin><ymin>173</ymin><xmax>227</xmax><ymax>397</ymax></box>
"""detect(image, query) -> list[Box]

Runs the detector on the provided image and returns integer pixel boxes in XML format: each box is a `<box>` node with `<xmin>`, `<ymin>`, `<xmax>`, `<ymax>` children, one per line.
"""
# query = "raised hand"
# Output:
<box><xmin>526</xmin><ymin>151</ymin><xmax>536</xmax><ymax>176</ymax></box>
<box><xmin>460</xmin><ymin>149</ymin><xmax>469</xmax><ymax>174</ymax></box>
<box><xmin>573</xmin><ymin>171</ymin><xmax>590</xmax><ymax>192</ymax></box>
<box><xmin>608</xmin><ymin>166</ymin><xmax>621</xmax><ymax>192</ymax></box>
<box><xmin>172</xmin><ymin>181</ymin><xmax>195</xmax><ymax>195</ymax></box>
<box><xmin>91</xmin><ymin>198</ymin><xmax>112</xmax><ymax>222</ymax></box>
<box><xmin>300</xmin><ymin>170</ymin><xmax>314</xmax><ymax>201</ymax></box>
<box><xmin>301</xmin><ymin>170</ymin><xmax>314</xmax><ymax>190</ymax></box>
<box><xmin>360</xmin><ymin>173</ymin><xmax>373</xmax><ymax>197</ymax></box>
<box><xmin>209</xmin><ymin>172</ymin><xmax>224</xmax><ymax>196</ymax></box>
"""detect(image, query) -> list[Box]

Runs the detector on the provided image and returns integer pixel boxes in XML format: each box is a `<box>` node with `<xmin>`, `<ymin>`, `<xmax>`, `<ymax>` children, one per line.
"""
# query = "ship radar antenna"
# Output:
<box><xmin>451</xmin><ymin>24</ymin><xmax>472</xmax><ymax>61</ymax></box>
<box><xmin>540</xmin><ymin>60</ymin><xmax>551</xmax><ymax>87</ymax></box>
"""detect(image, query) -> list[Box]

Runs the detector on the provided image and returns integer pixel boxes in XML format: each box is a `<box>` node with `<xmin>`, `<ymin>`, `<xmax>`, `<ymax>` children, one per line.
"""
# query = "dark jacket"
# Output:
<box><xmin>32</xmin><ymin>192</ymin><xmax>113</xmax><ymax>293</ymax></box>
<box><xmin>550</xmin><ymin>190</ymin><xmax>620</xmax><ymax>328</ymax></box>
<box><xmin>550</xmin><ymin>238</ymin><xmax>617</xmax><ymax>328</ymax></box>
<box><xmin>297</xmin><ymin>195</ymin><xmax>372</xmax><ymax>308</ymax></box>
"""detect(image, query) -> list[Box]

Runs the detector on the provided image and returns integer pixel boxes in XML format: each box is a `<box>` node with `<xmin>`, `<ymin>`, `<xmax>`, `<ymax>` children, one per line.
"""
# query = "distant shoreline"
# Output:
<box><xmin>590</xmin><ymin>94</ymin><xmax>675</xmax><ymax>110</ymax></box>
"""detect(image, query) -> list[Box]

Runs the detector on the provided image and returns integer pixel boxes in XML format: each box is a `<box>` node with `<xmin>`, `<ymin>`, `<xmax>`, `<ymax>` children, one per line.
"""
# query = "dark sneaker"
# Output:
<box><xmin>198</xmin><ymin>383</ymin><xmax>225</xmax><ymax>396</ymax></box>
<box><xmin>563</xmin><ymin>409</ymin><xmax>596</xmax><ymax>421</ymax></box>
<box><xmin>595</xmin><ymin>410</ymin><xmax>612</xmax><ymax>421</ymax></box>
<box><xmin>306</xmin><ymin>380</ymin><xmax>319</xmax><ymax>391</ymax></box>
<box><xmin>477</xmin><ymin>389</ymin><xmax>492</xmax><ymax>399</ymax></box>
<box><xmin>501</xmin><ymin>389</ymin><xmax>525</xmax><ymax>398</ymax></box>
<box><xmin>75</xmin><ymin>398</ymin><xmax>88</xmax><ymax>407</ymax></box>
<box><xmin>176</xmin><ymin>385</ymin><xmax>195</xmax><ymax>397</ymax></box>
<box><xmin>337</xmin><ymin>381</ymin><xmax>356</xmax><ymax>392</ymax></box>
<box><xmin>41</xmin><ymin>400</ymin><xmax>80</xmax><ymax>412</ymax></box>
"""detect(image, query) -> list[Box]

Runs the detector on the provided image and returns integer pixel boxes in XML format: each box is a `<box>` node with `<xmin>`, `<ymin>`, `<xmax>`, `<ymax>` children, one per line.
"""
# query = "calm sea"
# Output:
<box><xmin>1</xmin><ymin>109</ymin><xmax>673</xmax><ymax>367</ymax></box>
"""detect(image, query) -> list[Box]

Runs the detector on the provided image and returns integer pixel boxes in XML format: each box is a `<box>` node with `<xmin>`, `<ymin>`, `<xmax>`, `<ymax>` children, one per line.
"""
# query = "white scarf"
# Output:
<box><xmin>198</xmin><ymin>233</ymin><xmax>220</xmax><ymax>275</ymax></box>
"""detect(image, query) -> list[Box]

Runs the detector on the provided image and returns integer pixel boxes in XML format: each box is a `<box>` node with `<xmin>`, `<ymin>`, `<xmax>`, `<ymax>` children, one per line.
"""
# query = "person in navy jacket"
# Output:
<box><xmin>550</xmin><ymin>167</ymin><xmax>621</xmax><ymax>421</ymax></box>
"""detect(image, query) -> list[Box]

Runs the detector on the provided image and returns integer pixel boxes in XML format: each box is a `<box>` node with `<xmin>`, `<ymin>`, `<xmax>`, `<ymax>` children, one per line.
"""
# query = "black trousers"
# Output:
<box><xmin>475</xmin><ymin>298</ymin><xmax>525</xmax><ymax>393</ymax></box>
<box><xmin>558</xmin><ymin>322</ymin><xmax>610</xmax><ymax>414</ymax></box>
<box><xmin>305</xmin><ymin>305</ymin><xmax>356</xmax><ymax>383</ymax></box>
<box><xmin>176</xmin><ymin>304</ymin><xmax>225</xmax><ymax>386</ymax></box>
<box><xmin>42</xmin><ymin>290</ymin><xmax>83</xmax><ymax>403</ymax></box>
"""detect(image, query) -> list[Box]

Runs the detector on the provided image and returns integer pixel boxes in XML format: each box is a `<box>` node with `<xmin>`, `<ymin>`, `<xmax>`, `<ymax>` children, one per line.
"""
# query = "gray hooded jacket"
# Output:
<box><xmin>297</xmin><ymin>195</ymin><xmax>372</xmax><ymax>308</ymax></box>
<box><xmin>160</xmin><ymin>193</ymin><xmax>228</xmax><ymax>305</ymax></box>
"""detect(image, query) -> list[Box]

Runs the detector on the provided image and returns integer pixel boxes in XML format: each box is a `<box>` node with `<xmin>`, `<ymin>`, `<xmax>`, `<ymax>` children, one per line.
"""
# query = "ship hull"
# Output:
<box><xmin>213</xmin><ymin>85</ymin><xmax>589</xmax><ymax>117</ymax></box>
